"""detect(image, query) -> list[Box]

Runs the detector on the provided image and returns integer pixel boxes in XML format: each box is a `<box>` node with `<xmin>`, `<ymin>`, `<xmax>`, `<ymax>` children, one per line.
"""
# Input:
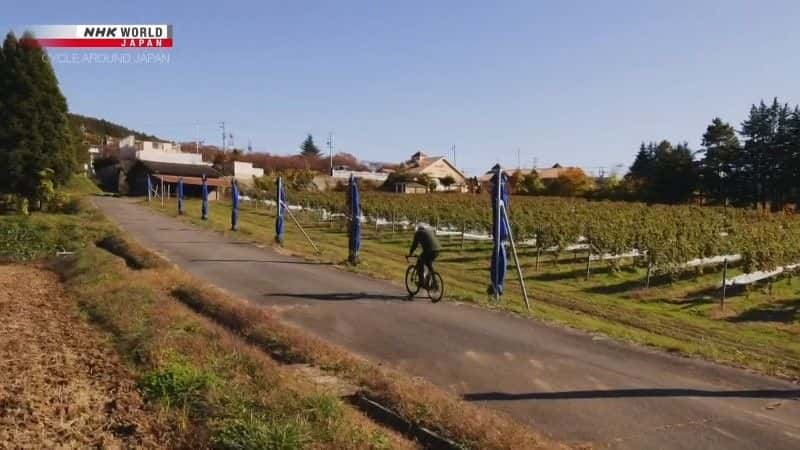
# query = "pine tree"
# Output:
<box><xmin>698</xmin><ymin>118</ymin><xmax>741</xmax><ymax>205</ymax></box>
<box><xmin>740</xmin><ymin>98</ymin><xmax>791</xmax><ymax>210</ymax></box>
<box><xmin>625</xmin><ymin>140</ymin><xmax>697</xmax><ymax>204</ymax></box>
<box><xmin>0</xmin><ymin>33</ymin><xmax>9</xmax><ymax>194</ymax></box>
<box><xmin>299</xmin><ymin>134</ymin><xmax>321</xmax><ymax>157</ymax></box>
<box><xmin>0</xmin><ymin>31</ymin><xmax>80</xmax><ymax>204</ymax></box>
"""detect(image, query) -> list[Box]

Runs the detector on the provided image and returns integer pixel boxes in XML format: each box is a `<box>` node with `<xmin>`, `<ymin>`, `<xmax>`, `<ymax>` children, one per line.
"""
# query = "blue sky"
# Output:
<box><xmin>6</xmin><ymin>1</ymin><xmax>800</xmax><ymax>175</ymax></box>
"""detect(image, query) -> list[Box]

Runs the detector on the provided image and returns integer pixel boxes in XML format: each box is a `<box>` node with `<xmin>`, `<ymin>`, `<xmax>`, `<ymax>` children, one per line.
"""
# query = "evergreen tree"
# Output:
<box><xmin>0</xmin><ymin>33</ymin><xmax>9</xmax><ymax>194</ymax></box>
<box><xmin>299</xmin><ymin>134</ymin><xmax>321</xmax><ymax>157</ymax></box>
<box><xmin>625</xmin><ymin>140</ymin><xmax>697</xmax><ymax>204</ymax></box>
<box><xmin>698</xmin><ymin>118</ymin><xmax>741</xmax><ymax>205</ymax></box>
<box><xmin>787</xmin><ymin>107</ymin><xmax>800</xmax><ymax>207</ymax></box>
<box><xmin>740</xmin><ymin>98</ymin><xmax>791</xmax><ymax>210</ymax></box>
<box><xmin>0</xmin><ymin>31</ymin><xmax>80</xmax><ymax>204</ymax></box>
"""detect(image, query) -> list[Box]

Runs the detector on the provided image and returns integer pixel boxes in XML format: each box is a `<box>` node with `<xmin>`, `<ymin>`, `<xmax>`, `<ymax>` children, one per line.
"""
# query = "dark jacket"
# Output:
<box><xmin>409</xmin><ymin>227</ymin><xmax>441</xmax><ymax>255</ymax></box>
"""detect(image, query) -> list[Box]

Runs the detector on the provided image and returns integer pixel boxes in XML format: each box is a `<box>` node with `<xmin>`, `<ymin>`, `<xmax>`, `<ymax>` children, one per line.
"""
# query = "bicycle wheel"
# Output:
<box><xmin>428</xmin><ymin>272</ymin><xmax>444</xmax><ymax>303</ymax></box>
<box><xmin>405</xmin><ymin>265</ymin><xmax>421</xmax><ymax>296</ymax></box>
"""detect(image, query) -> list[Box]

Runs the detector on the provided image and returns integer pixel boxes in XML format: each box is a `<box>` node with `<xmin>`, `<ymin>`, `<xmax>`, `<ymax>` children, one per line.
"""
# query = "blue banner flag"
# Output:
<box><xmin>231</xmin><ymin>180</ymin><xmax>239</xmax><ymax>231</ymax></box>
<box><xmin>490</xmin><ymin>164</ymin><xmax>510</xmax><ymax>297</ymax></box>
<box><xmin>177</xmin><ymin>177</ymin><xmax>184</xmax><ymax>215</ymax></box>
<box><xmin>146</xmin><ymin>175</ymin><xmax>152</xmax><ymax>201</ymax></box>
<box><xmin>275</xmin><ymin>177</ymin><xmax>285</xmax><ymax>243</ymax></box>
<box><xmin>201</xmin><ymin>174</ymin><xmax>209</xmax><ymax>220</ymax></box>
<box><xmin>348</xmin><ymin>175</ymin><xmax>361</xmax><ymax>264</ymax></box>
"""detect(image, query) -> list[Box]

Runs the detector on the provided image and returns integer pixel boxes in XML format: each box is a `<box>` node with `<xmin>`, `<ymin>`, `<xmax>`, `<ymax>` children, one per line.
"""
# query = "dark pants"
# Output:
<box><xmin>417</xmin><ymin>250</ymin><xmax>439</xmax><ymax>284</ymax></box>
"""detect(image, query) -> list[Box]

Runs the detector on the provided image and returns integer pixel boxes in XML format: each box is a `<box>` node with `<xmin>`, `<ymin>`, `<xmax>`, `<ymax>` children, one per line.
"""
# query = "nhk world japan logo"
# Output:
<box><xmin>30</xmin><ymin>25</ymin><xmax>173</xmax><ymax>48</ymax></box>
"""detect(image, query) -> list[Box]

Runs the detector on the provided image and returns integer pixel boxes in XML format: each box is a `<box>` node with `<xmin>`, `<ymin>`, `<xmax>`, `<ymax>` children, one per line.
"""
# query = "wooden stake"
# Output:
<box><xmin>281</xmin><ymin>201</ymin><xmax>320</xmax><ymax>254</ymax></box>
<box><xmin>502</xmin><ymin>204</ymin><xmax>530</xmax><ymax>311</ymax></box>
<box><xmin>721</xmin><ymin>257</ymin><xmax>728</xmax><ymax>308</ymax></box>
<box><xmin>585</xmin><ymin>249</ymin><xmax>592</xmax><ymax>280</ymax></box>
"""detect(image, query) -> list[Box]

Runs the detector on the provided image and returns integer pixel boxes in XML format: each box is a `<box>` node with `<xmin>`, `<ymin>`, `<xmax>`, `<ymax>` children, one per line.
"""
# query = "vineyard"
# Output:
<box><xmin>247</xmin><ymin>188</ymin><xmax>800</xmax><ymax>278</ymax></box>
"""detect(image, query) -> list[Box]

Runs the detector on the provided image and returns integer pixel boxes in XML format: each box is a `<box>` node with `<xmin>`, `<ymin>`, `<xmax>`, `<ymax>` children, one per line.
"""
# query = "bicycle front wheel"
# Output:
<box><xmin>405</xmin><ymin>265</ymin><xmax>421</xmax><ymax>296</ymax></box>
<box><xmin>428</xmin><ymin>272</ymin><xmax>444</xmax><ymax>303</ymax></box>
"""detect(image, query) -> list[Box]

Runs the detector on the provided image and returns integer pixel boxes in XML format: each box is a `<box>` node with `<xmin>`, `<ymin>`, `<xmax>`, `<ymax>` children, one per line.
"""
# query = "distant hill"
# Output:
<box><xmin>68</xmin><ymin>113</ymin><xmax>161</xmax><ymax>144</ymax></box>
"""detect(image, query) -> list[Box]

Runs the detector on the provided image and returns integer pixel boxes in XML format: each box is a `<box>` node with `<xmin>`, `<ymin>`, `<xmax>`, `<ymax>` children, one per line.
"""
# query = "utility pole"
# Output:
<box><xmin>517</xmin><ymin>148</ymin><xmax>521</xmax><ymax>170</ymax></box>
<box><xmin>219</xmin><ymin>121</ymin><xmax>226</xmax><ymax>152</ymax></box>
<box><xmin>451</xmin><ymin>144</ymin><xmax>456</xmax><ymax>170</ymax></box>
<box><xmin>195</xmin><ymin>123</ymin><xmax>200</xmax><ymax>153</ymax></box>
<box><xmin>327</xmin><ymin>132</ymin><xmax>334</xmax><ymax>175</ymax></box>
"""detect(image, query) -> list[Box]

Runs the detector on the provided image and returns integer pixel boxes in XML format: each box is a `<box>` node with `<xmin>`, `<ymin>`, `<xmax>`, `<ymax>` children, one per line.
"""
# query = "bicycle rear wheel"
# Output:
<box><xmin>428</xmin><ymin>272</ymin><xmax>444</xmax><ymax>303</ymax></box>
<box><xmin>405</xmin><ymin>265</ymin><xmax>421</xmax><ymax>296</ymax></box>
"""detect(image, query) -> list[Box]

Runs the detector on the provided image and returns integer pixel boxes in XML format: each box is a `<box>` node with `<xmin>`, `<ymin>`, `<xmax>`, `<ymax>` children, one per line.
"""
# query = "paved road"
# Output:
<box><xmin>94</xmin><ymin>197</ymin><xmax>800</xmax><ymax>449</ymax></box>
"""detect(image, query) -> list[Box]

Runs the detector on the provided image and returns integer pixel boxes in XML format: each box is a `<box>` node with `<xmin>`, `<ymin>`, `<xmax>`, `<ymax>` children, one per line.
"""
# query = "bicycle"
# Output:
<box><xmin>405</xmin><ymin>255</ymin><xmax>444</xmax><ymax>302</ymax></box>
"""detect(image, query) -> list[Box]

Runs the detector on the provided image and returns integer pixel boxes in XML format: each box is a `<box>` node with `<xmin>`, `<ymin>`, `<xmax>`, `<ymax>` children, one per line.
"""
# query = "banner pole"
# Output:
<box><xmin>493</xmin><ymin>166</ymin><xmax>502</xmax><ymax>302</ymax></box>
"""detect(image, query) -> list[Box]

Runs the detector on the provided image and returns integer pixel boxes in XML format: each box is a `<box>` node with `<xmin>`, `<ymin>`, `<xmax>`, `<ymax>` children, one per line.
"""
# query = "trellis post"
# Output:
<box><xmin>585</xmin><ymin>248</ymin><xmax>592</xmax><ymax>280</ymax></box>
<box><xmin>721</xmin><ymin>257</ymin><xmax>729</xmax><ymax>308</ymax></box>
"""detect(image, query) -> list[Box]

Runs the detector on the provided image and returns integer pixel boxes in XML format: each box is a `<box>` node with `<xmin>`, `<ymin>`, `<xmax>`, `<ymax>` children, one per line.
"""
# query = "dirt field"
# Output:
<box><xmin>0</xmin><ymin>264</ymin><xmax>165</xmax><ymax>449</ymax></box>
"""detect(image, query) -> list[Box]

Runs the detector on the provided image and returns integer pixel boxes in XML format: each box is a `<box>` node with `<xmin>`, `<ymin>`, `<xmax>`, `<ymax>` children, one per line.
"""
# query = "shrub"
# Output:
<box><xmin>0</xmin><ymin>217</ymin><xmax>49</xmax><ymax>261</ymax></box>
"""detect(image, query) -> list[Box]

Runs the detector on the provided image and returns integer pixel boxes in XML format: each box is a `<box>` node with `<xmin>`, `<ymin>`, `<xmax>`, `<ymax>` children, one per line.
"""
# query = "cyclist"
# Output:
<box><xmin>407</xmin><ymin>224</ymin><xmax>441</xmax><ymax>288</ymax></box>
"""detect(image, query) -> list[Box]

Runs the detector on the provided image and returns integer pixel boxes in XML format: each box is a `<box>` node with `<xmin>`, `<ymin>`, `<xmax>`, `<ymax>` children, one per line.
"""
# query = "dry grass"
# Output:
<box><xmin>0</xmin><ymin>264</ymin><xmax>171</xmax><ymax>448</ymax></box>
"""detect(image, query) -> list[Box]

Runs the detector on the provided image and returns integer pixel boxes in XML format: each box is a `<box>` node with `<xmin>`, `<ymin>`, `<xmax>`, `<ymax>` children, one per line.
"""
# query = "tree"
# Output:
<box><xmin>0</xmin><ymin>31</ymin><xmax>80</xmax><ymax>205</ymax></box>
<box><xmin>697</xmin><ymin>118</ymin><xmax>741</xmax><ymax>205</ymax></box>
<box><xmin>299</xmin><ymin>134</ymin><xmax>321</xmax><ymax>158</ymax></box>
<box><xmin>507</xmin><ymin>171</ymin><xmax>523</xmax><ymax>193</ymax></box>
<box><xmin>466</xmin><ymin>176</ymin><xmax>480</xmax><ymax>194</ymax></box>
<box><xmin>739</xmin><ymin>98</ymin><xmax>794</xmax><ymax>210</ymax></box>
<box><xmin>381</xmin><ymin>169</ymin><xmax>411</xmax><ymax>191</ymax></box>
<box><xmin>594</xmin><ymin>174</ymin><xmax>622</xmax><ymax>199</ymax></box>
<box><xmin>440</xmin><ymin>175</ymin><xmax>456</xmax><ymax>190</ymax></box>
<box><xmin>624</xmin><ymin>140</ymin><xmax>697</xmax><ymax>204</ymax></box>
<box><xmin>546</xmin><ymin>168</ymin><xmax>595</xmax><ymax>197</ymax></box>
<box><xmin>415</xmin><ymin>173</ymin><xmax>437</xmax><ymax>192</ymax></box>
<box><xmin>519</xmin><ymin>171</ymin><xmax>544</xmax><ymax>195</ymax></box>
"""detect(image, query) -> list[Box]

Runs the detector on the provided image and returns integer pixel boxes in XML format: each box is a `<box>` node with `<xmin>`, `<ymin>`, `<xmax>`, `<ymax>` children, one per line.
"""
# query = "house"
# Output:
<box><xmin>394</xmin><ymin>181</ymin><xmax>427</xmax><ymax>194</ymax></box>
<box><xmin>121</xmin><ymin>159</ymin><xmax>224</xmax><ymax>199</ymax></box>
<box><xmin>118</xmin><ymin>135</ymin><xmax>203</xmax><ymax>165</ymax></box>
<box><xmin>99</xmin><ymin>134</ymin><xmax>222</xmax><ymax>197</ymax></box>
<box><xmin>330</xmin><ymin>168</ymin><xmax>389</xmax><ymax>183</ymax></box>
<box><xmin>389</xmin><ymin>151</ymin><xmax>467</xmax><ymax>193</ymax></box>
<box><xmin>478</xmin><ymin>163</ymin><xmax>584</xmax><ymax>184</ymax></box>
<box><xmin>222</xmin><ymin>160</ymin><xmax>264</xmax><ymax>185</ymax></box>
<box><xmin>85</xmin><ymin>145</ymin><xmax>101</xmax><ymax>174</ymax></box>
<box><xmin>312</xmin><ymin>167</ymin><xmax>390</xmax><ymax>191</ymax></box>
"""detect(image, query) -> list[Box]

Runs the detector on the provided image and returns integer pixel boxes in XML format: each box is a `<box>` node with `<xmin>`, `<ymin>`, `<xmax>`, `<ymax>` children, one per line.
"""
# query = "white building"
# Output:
<box><xmin>331</xmin><ymin>169</ymin><xmax>389</xmax><ymax>183</ymax></box>
<box><xmin>118</xmin><ymin>135</ymin><xmax>206</xmax><ymax>165</ymax></box>
<box><xmin>223</xmin><ymin>161</ymin><xmax>264</xmax><ymax>185</ymax></box>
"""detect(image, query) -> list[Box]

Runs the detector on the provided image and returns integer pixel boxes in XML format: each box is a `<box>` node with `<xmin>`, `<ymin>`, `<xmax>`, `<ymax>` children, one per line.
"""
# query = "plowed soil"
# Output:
<box><xmin>0</xmin><ymin>265</ymin><xmax>165</xmax><ymax>449</ymax></box>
